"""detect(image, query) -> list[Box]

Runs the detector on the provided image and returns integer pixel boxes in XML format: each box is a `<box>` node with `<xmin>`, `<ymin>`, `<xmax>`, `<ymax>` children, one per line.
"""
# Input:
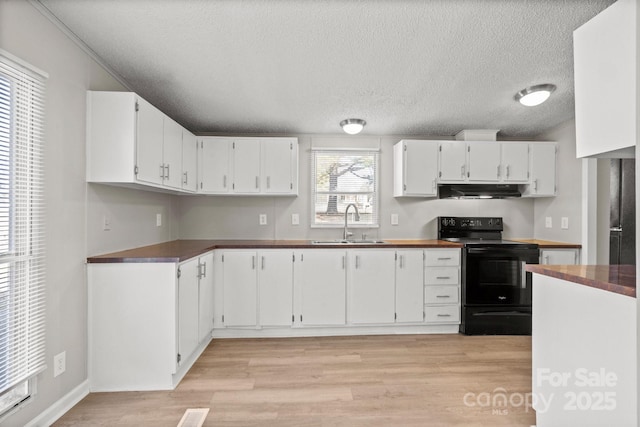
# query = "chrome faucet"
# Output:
<box><xmin>343</xmin><ymin>203</ymin><xmax>361</xmax><ymax>240</ymax></box>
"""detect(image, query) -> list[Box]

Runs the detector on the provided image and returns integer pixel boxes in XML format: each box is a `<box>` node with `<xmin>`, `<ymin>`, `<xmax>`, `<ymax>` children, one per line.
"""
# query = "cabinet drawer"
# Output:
<box><xmin>424</xmin><ymin>286</ymin><xmax>459</xmax><ymax>304</ymax></box>
<box><xmin>424</xmin><ymin>305</ymin><xmax>460</xmax><ymax>323</ymax></box>
<box><xmin>424</xmin><ymin>267</ymin><xmax>459</xmax><ymax>285</ymax></box>
<box><xmin>424</xmin><ymin>249</ymin><xmax>460</xmax><ymax>266</ymax></box>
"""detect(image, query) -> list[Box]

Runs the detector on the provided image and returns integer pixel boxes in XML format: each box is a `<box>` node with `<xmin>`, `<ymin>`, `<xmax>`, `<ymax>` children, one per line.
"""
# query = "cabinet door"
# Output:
<box><xmin>467</xmin><ymin>142</ymin><xmax>500</xmax><ymax>182</ymax></box>
<box><xmin>541</xmin><ymin>249</ymin><xmax>579</xmax><ymax>265</ymax></box>
<box><xmin>349</xmin><ymin>250</ymin><xmax>396</xmax><ymax>324</ymax></box>
<box><xmin>501</xmin><ymin>142</ymin><xmax>529</xmax><ymax>183</ymax></box>
<box><xmin>198</xmin><ymin>252</ymin><xmax>215</xmax><ymax>342</ymax></box>
<box><xmin>263</xmin><ymin>139</ymin><xmax>296</xmax><ymax>194</ymax></box>
<box><xmin>297</xmin><ymin>250</ymin><xmax>347</xmax><ymax>326</ymax></box>
<box><xmin>181</xmin><ymin>130</ymin><xmax>198</xmax><ymax>192</ymax></box>
<box><xmin>222</xmin><ymin>251</ymin><xmax>257</xmax><ymax>327</ymax></box>
<box><xmin>178</xmin><ymin>258</ymin><xmax>200</xmax><ymax>365</ymax></box>
<box><xmin>199</xmin><ymin>137</ymin><xmax>231</xmax><ymax>193</ymax></box>
<box><xmin>258</xmin><ymin>251</ymin><xmax>294</xmax><ymax>326</ymax></box>
<box><xmin>398</xmin><ymin>140</ymin><xmax>438</xmax><ymax>196</ymax></box>
<box><xmin>529</xmin><ymin>143</ymin><xmax>557</xmax><ymax>196</ymax></box>
<box><xmin>438</xmin><ymin>142</ymin><xmax>467</xmax><ymax>182</ymax></box>
<box><xmin>135</xmin><ymin>97</ymin><xmax>165</xmax><ymax>185</ymax></box>
<box><xmin>395</xmin><ymin>250</ymin><xmax>424</xmax><ymax>323</ymax></box>
<box><xmin>162</xmin><ymin>117</ymin><xmax>184</xmax><ymax>189</ymax></box>
<box><xmin>232</xmin><ymin>139</ymin><xmax>261</xmax><ymax>193</ymax></box>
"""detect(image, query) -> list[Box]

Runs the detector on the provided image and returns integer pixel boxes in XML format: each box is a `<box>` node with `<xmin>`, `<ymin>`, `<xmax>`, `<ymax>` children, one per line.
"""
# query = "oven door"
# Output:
<box><xmin>463</xmin><ymin>246</ymin><xmax>538</xmax><ymax>306</ymax></box>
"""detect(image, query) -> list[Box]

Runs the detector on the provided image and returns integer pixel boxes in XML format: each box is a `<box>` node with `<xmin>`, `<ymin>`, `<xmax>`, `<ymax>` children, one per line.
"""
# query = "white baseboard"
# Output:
<box><xmin>25</xmin><ymin>380</ymin><xmax>89</xmax><ymax>427</ymax></box>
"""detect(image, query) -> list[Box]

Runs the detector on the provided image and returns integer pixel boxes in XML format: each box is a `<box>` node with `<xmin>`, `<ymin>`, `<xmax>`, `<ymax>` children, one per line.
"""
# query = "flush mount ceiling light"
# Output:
<box><xmin>340</xmin><ymin>118</ymin><xmax>366</xmax><ymax>135</ymax></box>
<box><xmin>515</xmin><ymin>84</ymin><xmax>557</xmax><ymax>107</ymax></box>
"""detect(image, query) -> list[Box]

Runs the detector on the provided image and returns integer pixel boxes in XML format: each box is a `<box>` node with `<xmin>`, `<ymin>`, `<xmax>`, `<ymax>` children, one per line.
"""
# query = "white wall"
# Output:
<box><xmin>0</xmin><ymin>1</ymin><xmax>177</xmax><ymax>426</ymax></box>
<box><xmin>533</xmin><ymin>120</ymin><xmax>583</xmax><ymax>244</ymax></box>
<box><xmin>178</xmin><ymin>135</ymin><xmax>537</xmax><ymax>240</ymax></box>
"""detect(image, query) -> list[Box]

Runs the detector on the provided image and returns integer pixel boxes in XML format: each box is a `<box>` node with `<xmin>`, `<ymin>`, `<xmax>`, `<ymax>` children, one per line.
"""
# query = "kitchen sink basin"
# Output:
<box><xmin>311</xmin><ymin>239</ymin><xmax>387</xmax><ymax>245</ymax></box>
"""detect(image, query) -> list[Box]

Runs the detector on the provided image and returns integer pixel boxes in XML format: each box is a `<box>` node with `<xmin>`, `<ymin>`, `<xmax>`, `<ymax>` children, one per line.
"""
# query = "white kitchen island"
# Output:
<box><xmin>527</xmin><ymin>264</ymin><xmax>636</xmax><ymax>427</ymax></box>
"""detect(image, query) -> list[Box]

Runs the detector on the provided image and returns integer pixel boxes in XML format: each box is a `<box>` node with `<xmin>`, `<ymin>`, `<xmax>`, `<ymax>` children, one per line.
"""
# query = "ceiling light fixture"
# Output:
<box><xmin>515</xmin><ymin>84</ymin><xmax>556</xmax><ymax>107</ymax></box>
<box><xmin>340</xmin><ymin>118</ymin><xmax>366</xmax><ymax>135</ymax></box>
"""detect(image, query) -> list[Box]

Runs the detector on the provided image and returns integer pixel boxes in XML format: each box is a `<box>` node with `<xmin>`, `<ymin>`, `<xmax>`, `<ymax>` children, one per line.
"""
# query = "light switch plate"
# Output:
<box><xmin>545</xmin><ymin>217</ymin><xmax>552</xmax><ymax>228</ymax></box>
<box><xmin>391</xmin><ymin>214</ymin><xmax>399</xmax><ymax>226</ymax></box>
<box><xmin>259</xmin><ymin>214</ymin><xmax>267</xmax><ymax>225</ymax></box>
<box><xmin>156</xmin><ymin>213</ymin><xmax>162</xmax><ymax>227</ymax></box>
<box><xmin>102</xmin><ymin>215</ymin><xmax>111</xmax><ymax>231</ymax></box>
<box><xmin>561</xmin><ymin>217</ymin><xmax>569</xmax><ymax>229</ymax></box>
<box><xmin>291</xmin><ymin>213</ymin><xmax>300</xmax><ymax>225</ymax></box>
<box><xmin>53</xmin><ymin>351</ymin><xmax>66</xmax><ymax>378</ymax></box>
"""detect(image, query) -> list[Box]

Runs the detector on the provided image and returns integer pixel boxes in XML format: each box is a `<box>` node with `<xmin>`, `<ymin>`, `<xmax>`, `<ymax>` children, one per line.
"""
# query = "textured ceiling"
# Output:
<box><xmin>38</xmin><ymin>0</ymin><xmax>615</xmax><ymax>138</ymax></box>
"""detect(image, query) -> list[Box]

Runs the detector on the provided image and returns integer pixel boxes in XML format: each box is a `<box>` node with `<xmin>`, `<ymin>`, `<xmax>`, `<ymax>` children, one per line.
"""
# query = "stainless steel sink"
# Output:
<box><xmin>311</xmin><ymin>239</ymin><xmax>387</xmax><ymax>245</ymax></box>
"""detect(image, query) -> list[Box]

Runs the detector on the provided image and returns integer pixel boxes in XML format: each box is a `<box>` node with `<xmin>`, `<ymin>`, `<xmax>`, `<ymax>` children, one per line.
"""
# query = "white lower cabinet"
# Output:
<box><xmin>349</xmin><ymin>250</ymin><xmax>396</xmax><ymax>324</ymax></box>
<box><xmin>222</xmin><ymin>251</ymin><xmax>258</xmax><ymax>327</ymax></box>
<box><xmin>221</xmin><ymin>250</ymin><xmax>294</xmax><ymax>328</ymax></box>
<box><xmin>295</xmin><ymin>249</ymin><xmax>347</xmax><ymax>326</ymax></box>
<box><xmin>258</xmin><ymin>250</ymin><xmax>294</xmax><ymax>327</ymax></box>
<box><xmin>395</xmin><ymin>250</ymin><xmax>425</xmax><ymax>323</ymax></box>
<box><xmin>540</xmin><ymin>248</ymin><xmax>580</xmax><ymax>265</ymax></box>
<box><xmin>87</xmin><ymin>252</ymin><xmax>215</xmax><ymax>392</ymax></box>
<box><xmin>424</xmin><ymin>249</ymin><xmax>461</xmax><ymax>325</ymax></box>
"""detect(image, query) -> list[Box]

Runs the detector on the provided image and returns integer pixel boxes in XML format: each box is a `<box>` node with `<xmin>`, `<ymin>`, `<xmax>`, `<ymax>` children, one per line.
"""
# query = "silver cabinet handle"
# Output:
<box><xmin>183</xmin><ymin>171</ymin><xmax>188</xmax><ymax>185</ymax></box>
<box><xmin>261</xmin><ymin>256</ymin><xmax>265</xmax><ymax>270</ymax></box>
<box><xmin>342</xmin><ymin>256</ymin><xmax>345</xmax><ymax>270</ymax></box>
<box><xmin>436</xmin><ymin>295</ymin><xmax>451</xmax><ymax>298</ymax></box>
<box><xmin>437</xmin><ymin>314</ymin><xmax>451</xmax><ymax>317</ymax></box>
<box><xmin>165</xmin><ymin>164</ymin><xmax>170</xmax><ymax>180</ymax></box>
<box><xmin>399</xmin><ymin>255</ymin><xmax>404</xmax><ymax>269</ymax></box>
<box><xmin>506</xmin><ymin>165</ymin><xmax>510</xmax><ymax>179</ymax></box>
<box><xmin>202</xmin><ymin>261</ymin><xmax>207</xmax><ymax>278</ymax></box>
<box><xmin>436</xmin><ymin>276</ymin><xmax>451</xmax><ymax>280</ymax></box>
<box><xmin>255</xmin><ymin>176</ymin><xmax>259</xmax><ymax>189</ymax></box>
<box><xmin>437</xmin><ymin>257</ymin><xmax>452</xmax><ymax>261</ymax></box>
<box><xmin>355</xmin><ymin>255</ymin><xmax>360</xmax><ymax>269</ymax></box>
<box><xmin>252</xmin><ymin>256</ymin><xmax>255</xmax><ymax>269</ymax></box>
<box><xmin>160</xmin><ymin>164</ymin><xmax>165</xmax><ymax>179</ymax></box>
<box><xmin>497</xmin><ymin>165</ymin><xmax>500</xmax><ymax>178</ymax></box>
<box><xmin>267</xmin><ymin>176</ymin><xmax>271</xmax><ymax>189</ymax></box>
<box><xmin>533</xmin><ymin>179</ymin><xmax>538</xmax><ymax>191</ymax></box>
<box><xmin>223</xmin><ymin>175</ymin><xmax>227</xmax><ymax>188</ymax></box>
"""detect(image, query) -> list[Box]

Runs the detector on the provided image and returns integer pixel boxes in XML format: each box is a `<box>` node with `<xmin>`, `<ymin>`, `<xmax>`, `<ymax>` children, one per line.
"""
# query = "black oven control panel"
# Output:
<box><xmin>439</xmin><ymin>216</ymin><xmax>503</xmax><ymax>231</ymax></box>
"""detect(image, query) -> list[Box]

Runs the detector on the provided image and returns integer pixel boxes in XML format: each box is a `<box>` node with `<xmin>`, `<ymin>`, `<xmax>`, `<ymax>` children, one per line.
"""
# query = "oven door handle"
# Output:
<box><xmin>521</xmin><ymin>261</ymin><xmax>527</xmax><ymax>289</ymax></box>
<box><xmin>466</xmin><ymin>247</ymin><xmax>539</xmax><ymax>260</ymax></box>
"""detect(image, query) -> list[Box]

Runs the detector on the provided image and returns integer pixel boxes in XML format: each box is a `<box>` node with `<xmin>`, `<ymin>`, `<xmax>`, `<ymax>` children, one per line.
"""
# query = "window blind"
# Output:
<box><xmin>0</xmin><ymin>52</ymin><xmax>46</xmax><ymax>401</ymax></box>
<box><xmin>311</xmin><ymin>149</ymin><xmax>379</xmax><ymax>227</ymax></box>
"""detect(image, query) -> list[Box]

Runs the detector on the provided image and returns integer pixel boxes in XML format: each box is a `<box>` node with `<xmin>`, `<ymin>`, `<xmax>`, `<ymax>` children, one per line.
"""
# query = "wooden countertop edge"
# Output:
<box><xmin>86</xmin><ymin>239</ymin><xmax>464</xmax><ymax>263</ymax></box>
<box><xmin>510</xmin><ymin>238</ymin><xmax>582</xmax><ymax>249</ymax></box>
<box><xmin>526</xmin><ymin>264</ymin><xmax>635</xmax><ymax>298</ymax></box>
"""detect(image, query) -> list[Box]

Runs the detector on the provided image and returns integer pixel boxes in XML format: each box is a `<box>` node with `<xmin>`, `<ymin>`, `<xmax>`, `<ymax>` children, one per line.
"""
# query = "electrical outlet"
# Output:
<box><xmin>259</xmin><ymin>214</ymin><xmax>267</xmax><ymax>225</ymax></box>
<box><xmin>53</xmin><ymin>351</ymin><xmax>66</xmax><ymax>378</ymax></box>
<box><xmin>291</xmin><ymin>213</ymin><xmax>300</xmax><ymax>225</ymax></box>
<box><xmin>561</xmin><ymin>217</ymin><xmax>569</xmax><ymax>229</ymax></box>
<box><xmin>156</xmin><ymin>213</ymin><xmax>162</xmax><ymax>227</ymax></box>
<box><xmin>102</xmin><ymin>215</ymin><xmax>111</xmax><ymax>231</ymax></box>
<box><xmin>391</xmin><ymin>213</ymin><xmax>399</xmax><ymax>226</ymax></box>
<box><xmin>545</xmin><ymin>217</ymin><xmax>552</xmax><ymax>228</ymax></box>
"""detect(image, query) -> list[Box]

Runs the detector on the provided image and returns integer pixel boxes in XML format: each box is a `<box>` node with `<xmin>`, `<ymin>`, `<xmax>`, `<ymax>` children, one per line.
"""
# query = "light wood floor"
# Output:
<box><xmin>54</xmin><ymin>334</ymin><xmax>536</xmax><ymax>426</ymax></box>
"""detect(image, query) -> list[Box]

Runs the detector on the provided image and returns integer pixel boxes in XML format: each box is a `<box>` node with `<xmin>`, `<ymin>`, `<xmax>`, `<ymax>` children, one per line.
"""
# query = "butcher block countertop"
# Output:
<box><xmin>510</xmin><ymin>238</ymin><xmax>582</xmax><ymax>248</ymax></box>
<box><xmin>86</xmin><ymin>239</ymin><xmax>463</xmax><ymax>264</ymax></box>
<box><xmin>526</xmin><ymin>264</ymin><xmax>635</xmax><ymax>298</ymax></box>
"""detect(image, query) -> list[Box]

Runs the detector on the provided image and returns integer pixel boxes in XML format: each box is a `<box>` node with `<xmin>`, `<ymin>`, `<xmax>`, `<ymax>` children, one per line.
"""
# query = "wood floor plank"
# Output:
<box><xmin>53</xmin><ymin>334</ymin><xmax>536</xmax><ymax>427</ymax></box>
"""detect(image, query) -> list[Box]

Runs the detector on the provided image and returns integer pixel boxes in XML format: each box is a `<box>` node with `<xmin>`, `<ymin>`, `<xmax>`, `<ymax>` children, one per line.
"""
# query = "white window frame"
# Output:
<box><xmin>310</xmin><ymin>148</ymin><xmax>380</xmax><ymax>228</ymax></box>
<box><xmin>0</xmin><ymin>50</ymin><xmax>47</xmax><ymax>419</ymax></box>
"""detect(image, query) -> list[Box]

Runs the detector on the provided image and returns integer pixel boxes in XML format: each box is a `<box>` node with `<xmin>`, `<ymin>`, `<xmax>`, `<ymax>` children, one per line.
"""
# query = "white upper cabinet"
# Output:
<box><xmin>262</xmin><ymin>138</ymin><xmax>298</xmax><ymax>195</ymax></box>
<box><xmin>501</xmin><ymin>142</ymin><xmax>529</xmax><ymax>183</ymax></box>
<box><xmin>181</xmin><ymin>129</ymin><xmax>198</xmax><ymax>192</ymax></box>
<box><xmin>162</xmin><ymin>117</ymin><xmax>185</xmax><ymax>190</ymax></box>
<box><xmin>522</xmin><ymin>143</ymin><xmax>557</xmax><ymax>197</ymax></box>
<box><xmin>574</xmin><ymin>0</ymin><xmax>636</xmax><ymax>158</ymax></box>
<box><xmin>393</xmin><ymin>140</ymin><xmax>438</xmax><ymax>197</ymax></box>
<box><xmin>467</xmin><ymin>142</ymin><xmax>501</xmax><ymax>182</ymax></box>
<box><xmin>232</xmin><ymin>138</ymin><xmax>262</xmax><ymax>193</ymax></box>
<box><xmin>199</xmin><ymin>137</ymin><xmax>298</xmax><ymax>196</ymax></box>
<box><xmin>438</xmin><ymin>142</ymin><xmax>467</xmax><ymax>182</ymax></box>
<box><xmin>87</xmin><ymin>91</ymin><xmax>193</xmax><ymax>194</ymax></box>
<box><xmin>199</xmin><ymin>137</ymin><xmax>231</xmax><ymax>194</ymax></box>
<box><xmin>135</xmin><ymin>97</ymin><xmax>165</xmax><ymax>186</ymax></box>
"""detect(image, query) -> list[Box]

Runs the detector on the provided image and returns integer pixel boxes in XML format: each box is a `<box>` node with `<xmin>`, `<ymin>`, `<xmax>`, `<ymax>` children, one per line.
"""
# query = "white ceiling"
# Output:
<box><xmin>38</xmin><ymin>0</ymin><xmax>614</xmax><ymax>138</ymax></box>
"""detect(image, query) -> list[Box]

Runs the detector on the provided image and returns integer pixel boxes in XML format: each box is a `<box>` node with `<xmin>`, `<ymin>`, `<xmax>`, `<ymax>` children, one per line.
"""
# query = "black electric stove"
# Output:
<box><xmin>438</xmin><ymin>216</ymin><xmax>539</xmax><ymax>335</ymax></box>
